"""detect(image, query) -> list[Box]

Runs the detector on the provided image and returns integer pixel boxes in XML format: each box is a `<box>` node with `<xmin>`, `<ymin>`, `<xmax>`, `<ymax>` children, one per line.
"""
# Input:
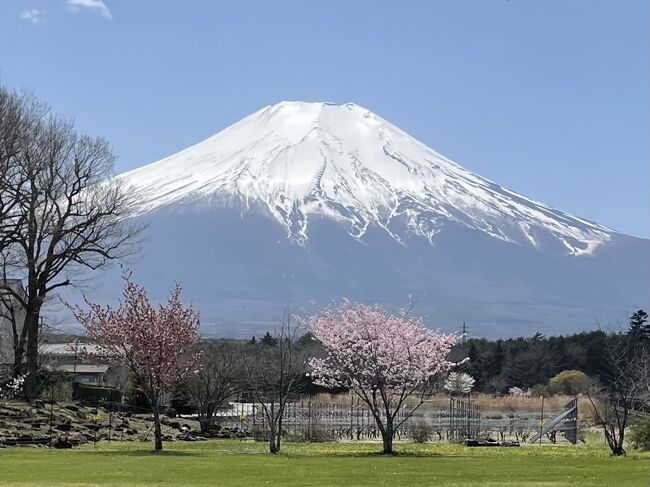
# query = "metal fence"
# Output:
<box><xmin>220</xmin><ymin>396</ymin><xmax>481</xmax><ymax>442</ymax></box>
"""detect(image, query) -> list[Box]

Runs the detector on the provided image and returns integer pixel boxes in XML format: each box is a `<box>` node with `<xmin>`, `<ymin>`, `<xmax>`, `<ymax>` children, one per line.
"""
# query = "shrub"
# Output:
<box><xmin>170</xmin><ymin>382</ymin><xmax>195</xmax><ymax>415</ymax></box>
<box><xmin>530</xmin><ymin>384</ymin><xmax>551</xmax><ymax>397</ymax></box>
<box><xmin>411</xmin><ymin>420</ymin><xmax>432</xmax><ymax>443</ymax></box>
<box><xmin>548</xmin><ymin>370</ymin><xmax>588</xmax><ymax>395</ymax></box>
<box><xmin>99</xmin><ymin>401</ymin><xmax>144</xmax><ymax>414</ymax></box>
<box><xmin>73</xmin><ymin>382</ymin><xmax>122</xmax><ymax>404</ymax></box>
<box><xmin>307</xmin><ymin>427</ymin><xmax>337</xmax><ymax>443</ymax></box>
<box><xmin>629</xmin><ymin>415</ymin><xmax>650</xmax><ymax>451</ymax></box>
<box><xmin>124</xmin><ymin>381</ymin><xmax>151</xmax><ymax>411</ymax></box>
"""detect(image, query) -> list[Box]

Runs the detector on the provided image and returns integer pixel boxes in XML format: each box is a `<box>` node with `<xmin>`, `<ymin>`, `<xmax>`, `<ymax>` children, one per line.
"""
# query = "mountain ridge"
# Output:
<box><xmin>119</xmin><ymin>101</ymin><xmax>614</xmax><ymax>256</ymax></box>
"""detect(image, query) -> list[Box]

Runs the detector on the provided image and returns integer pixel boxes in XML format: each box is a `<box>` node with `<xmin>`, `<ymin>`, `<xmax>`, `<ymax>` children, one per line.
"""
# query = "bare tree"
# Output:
<box><xmin>0</xmin><ymin>84</ymin><xmax>143</xmax><ymax>397</ymax></box>
<box><xmin>185</xmin><ymin>341</ymin><xmax>242</xmax><ymax>433</ymax></box>
<box><xmin>242</xmin><ymin>310</ymin><xmax>305</xmax><ymax>454</ymax></box>
<box><xmin>0</xmin><ymin>86</ymin><xmax>40</xmax><ymax>254</ymax></box>
<box><xmin>586</xmin><ymin>316</ymin><xmax>648</xmax><ymax>456</ymax></box>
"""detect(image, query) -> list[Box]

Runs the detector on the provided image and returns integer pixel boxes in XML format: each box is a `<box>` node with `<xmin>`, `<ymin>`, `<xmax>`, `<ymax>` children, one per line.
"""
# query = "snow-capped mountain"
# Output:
<box><xmin>120</xmin><ymin>101</ymin><xmax>612</xmax><ymax>256</ymax></box>
<box><xmin>89</xmin><ymin>101</ymin><xmax>647</xmax><ymax>337</ymax></box>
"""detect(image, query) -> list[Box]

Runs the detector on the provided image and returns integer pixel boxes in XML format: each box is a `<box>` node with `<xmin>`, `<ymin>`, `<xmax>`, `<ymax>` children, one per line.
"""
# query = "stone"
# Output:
<box><xmin>55</xmin><ymin>422</ymin><xmax>72</xmax><ymax>432</ymax></box>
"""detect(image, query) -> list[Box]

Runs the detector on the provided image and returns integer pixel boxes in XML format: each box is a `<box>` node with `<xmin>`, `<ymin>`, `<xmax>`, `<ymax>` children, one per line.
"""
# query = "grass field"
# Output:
<box><xmin>0</xmin><ymin>440</ymin><xmax>648</xmax><ymax>486</ymax></box>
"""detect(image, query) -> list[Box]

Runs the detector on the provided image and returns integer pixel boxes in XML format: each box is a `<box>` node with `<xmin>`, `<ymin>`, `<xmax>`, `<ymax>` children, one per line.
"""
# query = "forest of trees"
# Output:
<box><xmin>456</xmin><ymin>331</ymin><xmax>613</xmax><ymax>393</ymax></box>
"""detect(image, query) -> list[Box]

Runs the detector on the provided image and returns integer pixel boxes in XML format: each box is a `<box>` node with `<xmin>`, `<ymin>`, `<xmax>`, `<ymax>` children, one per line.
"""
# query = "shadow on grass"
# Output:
<box><xmin>284</xmin><ymin>450</ymin><xmax>471</xmax><ymax>459</ymax></box>
<box><xmin>76</xmin><ymin>449</ymin><xmax>203</xmax><ymax>457</ymax></box>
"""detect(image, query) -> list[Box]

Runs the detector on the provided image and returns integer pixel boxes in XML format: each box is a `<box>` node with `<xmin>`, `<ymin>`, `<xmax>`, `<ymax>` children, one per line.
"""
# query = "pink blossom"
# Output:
<box><xmin>305</xmin><ymin>301</ymin><xmax>460</xmax><ymax>453</ymax></box>
<box><xmin>70</xmin><ymin>277</ymin><xmax>200</xmax><ymax>397</ymax></box>
<box><xmin>69</xmin><ymin>274</ymin><xmax>200</xmax><ymax>450</ymax></box>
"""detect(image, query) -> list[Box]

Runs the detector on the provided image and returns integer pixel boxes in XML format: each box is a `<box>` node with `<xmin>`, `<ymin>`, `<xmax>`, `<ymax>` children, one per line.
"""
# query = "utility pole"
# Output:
<box><xmin>461</xmin><ymin>321</ymin><xmax>468</xmax><ymax>345</ymax></box>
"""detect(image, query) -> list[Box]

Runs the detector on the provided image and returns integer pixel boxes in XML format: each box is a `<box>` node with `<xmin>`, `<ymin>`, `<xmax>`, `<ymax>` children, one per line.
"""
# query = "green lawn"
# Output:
<box><xmin>0</xmin><ymin>440</ymin><xmax>647</xmax><ymax>486</ymax></box>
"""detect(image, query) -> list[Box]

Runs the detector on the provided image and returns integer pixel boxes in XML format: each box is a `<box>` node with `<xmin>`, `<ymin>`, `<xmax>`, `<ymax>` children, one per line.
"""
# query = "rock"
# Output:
<box><xmin>52</xmin><ymin>436</ymin><xmax>73</xmax><ymax>449</ymax></box>
<box><xmin>55</xmin><ymin>422</ymin><xmax>72</xmax><ymax>432</ymax></box>
<box><xmin>64</xmin><ymin>405</ymin><xmax>79</xmax><ymax>413</ymax></box>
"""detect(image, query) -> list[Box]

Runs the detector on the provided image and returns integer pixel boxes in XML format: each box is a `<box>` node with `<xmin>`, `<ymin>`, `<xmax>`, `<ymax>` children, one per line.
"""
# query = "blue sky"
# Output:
<box><xmin>1</xmin><ymin>0</ymin><xmax>648</xmax><ymax>237</ymax></box>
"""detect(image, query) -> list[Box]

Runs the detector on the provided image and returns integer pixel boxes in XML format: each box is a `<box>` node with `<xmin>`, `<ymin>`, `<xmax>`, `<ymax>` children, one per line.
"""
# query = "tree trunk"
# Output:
<box><xmin>152</xmin><ymin>400</ymin><xmax>163</xmax><ymax>451</ymax></box>
<box><xmin>199</xmin><ymin>418</ymin><xmax>211</xmax><ymax>434</ymax></box>
<box><xmin>612</xmin><ymin>433</ymin><xmax>626</xmax><ymax>456</ymax></box>
<box><xmin>382</xmin><ymin>420</ymin><xmax>394</xmax><ymax>454</ymax></box>
<box><xmin>275</xmin><ymin>415</ymin><xmax>282</xmax><ymax>453</ymax></box>
<box><xmin>611</xmin><ymin>445</ymin><xmax>626</xmax><ymax>456</ymax></box>
<box><xmin>268</xmin><ymin>423</ymin><xmax>279</xmax><ymax>454</ymax></box>
<box><xmin>269</xmin><ymin>437</ymin><xmax>279</xmax><ymax>454</ymax></box>
<box><xmin>199</xmin><ymin>403</ymin><xmax>216</xmax><ymax>433</ymax></box>
<box><xmin>23</xmin><ymin>301</ymin><xmax>42</xmax><ymax>400</ymax></box>
<box><xmin>13</xmin><ymin>343</ymin><xmax>24</xmax><ymax>377</ymax></box>
<box><xmin>604</xmin><ymin>428</ymin><xmax>626</xmax><ymax>456</ymax></box>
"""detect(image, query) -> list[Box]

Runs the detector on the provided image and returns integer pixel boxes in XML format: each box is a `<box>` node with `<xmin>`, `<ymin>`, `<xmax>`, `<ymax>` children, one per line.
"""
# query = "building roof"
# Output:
<box><xmin>46</xmin><ymin>364</ymin><xmax>109</xmax><ymax>374</ymax></box>
<box><xmin>40</xmin><ymin>343</ymin><xmax>101</xmax><ymax>356</ymax></box>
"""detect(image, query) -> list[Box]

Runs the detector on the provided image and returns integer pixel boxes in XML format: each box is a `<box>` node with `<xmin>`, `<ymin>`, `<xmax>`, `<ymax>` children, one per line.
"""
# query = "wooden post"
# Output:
<box><xmin>349</xmin><ymin>395</ymin><xmax>353</xmax><ymax>440</ymax></box>
<box><xmin>539</xmin><ymin>395</ymin><xmax>545</xmax><ymax>446</ymax></box>
<box><xmin>48</xmin><ymin>380</ymin><xmax>54</xmax><ymax>447</ymax></box>
<box><xmin>307</xmin><ymin>394</ymin><xmax>312</xmax><ymax>441</ymax></box>
<box><xmin>449</xmin><ymin>397</ymin><xmax>453</xmax><ymax>441</ymax></box>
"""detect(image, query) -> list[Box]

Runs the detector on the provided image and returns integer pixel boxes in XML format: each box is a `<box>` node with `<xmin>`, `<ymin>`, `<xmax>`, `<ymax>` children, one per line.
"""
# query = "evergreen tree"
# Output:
<box><xmin>628</xmin><ymin>309</ymin><xmax>649</xmax><ymax>342</ymax></box>
<box><xmin>260</xmin><ymin>331</ymin><xmax>279</xmax><ymax>346</ymax></box>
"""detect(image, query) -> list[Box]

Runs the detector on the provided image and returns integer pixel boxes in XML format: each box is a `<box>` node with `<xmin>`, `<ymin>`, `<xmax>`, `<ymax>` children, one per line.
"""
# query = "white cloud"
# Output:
<box><xmin>20</xmin><ymin>8</ymin><xmax>46</xmax><ymax>24</ymax></box>
<box><xmin>66</xmin><ymin>0</ymin><xmax>112</xmax><ymax>20</ymax></box>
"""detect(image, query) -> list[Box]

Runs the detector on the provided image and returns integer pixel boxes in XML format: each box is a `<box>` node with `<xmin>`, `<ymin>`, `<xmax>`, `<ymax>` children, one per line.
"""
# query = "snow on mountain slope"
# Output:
<box><xmin>119</xmin><ymin>101</ymin><xmax>613</xmax><ymax>255</ymax></box>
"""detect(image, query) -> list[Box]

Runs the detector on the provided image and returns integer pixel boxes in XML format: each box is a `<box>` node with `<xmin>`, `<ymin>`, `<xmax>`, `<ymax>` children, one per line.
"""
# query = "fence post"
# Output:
<box><xmin>48</xmin><ymin>379</ymin><xmax>54</xmax><ymax>447</ymax></box>
<box><xmin>307</xmin><ymin>394</ymin><xmax>312</xmax><ymax>441</ymax></box>
<box><xmin>539</xmin><ymin>395</ymin><xmax>545</xmax><ymax>446</ymax></box>
<box><xmin>449</xmin><ymin>397</ymin><xmax>453</xmax><ymax>441</ymax></box>
<box><xmin>349</xmin><ymin>395</ymin><xmax>353</xmax><ymax>440</ymax></box>
<box><xmin>108</xmin><ymin>407</ymin><xmax>112</xmax><ymax>442</ymax></box>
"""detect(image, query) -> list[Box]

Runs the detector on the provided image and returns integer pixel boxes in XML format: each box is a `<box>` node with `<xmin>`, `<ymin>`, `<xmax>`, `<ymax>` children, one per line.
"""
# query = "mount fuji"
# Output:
<box><xmin>90</xmin><ymin>101</ymin><xmax>648</xmax><ymax>337</ymax></box>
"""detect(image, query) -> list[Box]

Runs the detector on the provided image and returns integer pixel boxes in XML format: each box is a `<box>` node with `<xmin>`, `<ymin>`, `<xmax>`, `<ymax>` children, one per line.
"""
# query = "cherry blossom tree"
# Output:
<box><xmin>444</xmin><ymin>372</ymin><xmax>475</xmax><ymax>395</ymax></box>
<box><xmin>306</xmin><ymin>301</ymin><xmax>459</xmax><ymax>454</ymax></box>
<box><xmin>70</xmin><ymin>274</ymin><xmax>200</xmax><ymax>451</ymax></box>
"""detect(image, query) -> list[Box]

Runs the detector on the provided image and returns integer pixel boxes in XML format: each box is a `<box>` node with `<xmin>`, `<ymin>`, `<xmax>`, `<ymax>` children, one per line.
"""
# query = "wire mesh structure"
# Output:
<box><xmin>528</xmin><ymin>398</ymin><xmax>578</xmax><ymax>444</ymax></box>
<box><xmin>220</xmin><ymin>396</ymin><xmax>482</xmax><ymax>442</ymax></box>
